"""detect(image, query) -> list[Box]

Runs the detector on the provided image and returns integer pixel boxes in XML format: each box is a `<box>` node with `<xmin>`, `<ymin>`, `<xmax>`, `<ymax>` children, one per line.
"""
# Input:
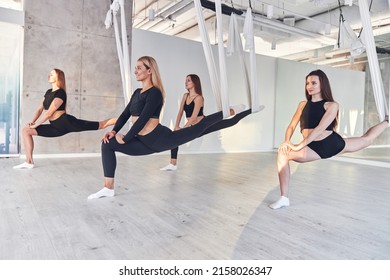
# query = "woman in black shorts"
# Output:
<box><xmin>13</xmin><ymin>68</ymin><xmax>117</xmax><ymax>169</ymax></box>
<box><xmin>270</xmin><ymin>69</ymin><xmax>389</xmax><ymax>209</ymax></box>
<box><xmin>160</xmin><ymin>74</ymin><xmax>251</xmax><ymax>171</ymax></box>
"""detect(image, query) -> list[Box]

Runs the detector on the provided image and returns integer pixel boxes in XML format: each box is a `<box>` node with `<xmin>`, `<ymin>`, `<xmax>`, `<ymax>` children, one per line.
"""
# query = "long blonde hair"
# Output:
<box><xmin>53</xmin><ymin>68</ymin><xmax>67</xmax><ymax>92</ymax></box>
<box><xmin>137</xmin><ymin>56</ymin><xmax>165</xmax><ymax>100</ymax></box>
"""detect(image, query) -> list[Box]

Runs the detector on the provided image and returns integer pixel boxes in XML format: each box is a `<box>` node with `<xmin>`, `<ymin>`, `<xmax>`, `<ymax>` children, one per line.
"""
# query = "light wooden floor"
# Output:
<box><xmin>1</xmin><ymin>151</ymin><xmax>389</xmax><ymax>260</ymax></box>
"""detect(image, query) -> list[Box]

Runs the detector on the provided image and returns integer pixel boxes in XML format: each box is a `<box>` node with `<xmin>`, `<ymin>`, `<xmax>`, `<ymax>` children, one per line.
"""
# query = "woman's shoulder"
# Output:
<box><xmin>193</xmin><ymin>94</ymin><xmax>204</xmax><ymax>103</ymax></box>
<box><xmin>298</xmin><ymin>100</ymin><xmax>307</xmax><ymax>108</ymax></box>
<box><xmin>143</xmin><ymin>87</ymin><xmax>163</xmax><ymax>101</ymax></box>
<box><xmin>150</xmin><ymin>86</ymin><xmax>163</xmax><ymax>96</ymax></box>
<box><xmin>50</xmin><ymin>88</ymin><xmax>66</xmax><ymax>94</ymax></box>
<box><xmin>57</xmin><ymin>88</ymin><xmax>66</xmax><ymax>94</ymax></box>
<box><xmin>54</xmin><ymin>88</ymin><xmax>67</xmax><ymax>98</ymax></box>
<box><xmin>194</xmin><ymin>93</ymin><xmax>204</xmax><ymax>99</ymax></box>
<box><xmin>324</xmin><ymin>100</ymin><xmax>338</xmax><ymax>110</ymax></box>
<box><xmin>143</xmin><ymin>86</ymin><xmax>162</xmax><ymax>94</ymax></box>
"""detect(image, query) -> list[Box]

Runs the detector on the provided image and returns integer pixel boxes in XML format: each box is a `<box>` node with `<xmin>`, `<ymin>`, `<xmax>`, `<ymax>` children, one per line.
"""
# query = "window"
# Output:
<box><xmin>0</xmin><ymin>2</ymin><xmax>23</xmax><ymax>156</ymax></box>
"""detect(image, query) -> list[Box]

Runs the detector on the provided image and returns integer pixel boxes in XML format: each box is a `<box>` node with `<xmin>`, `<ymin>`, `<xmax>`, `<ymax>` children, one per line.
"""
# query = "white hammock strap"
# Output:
<box><xmin>227</xmin><ymin>9</ymin><xmax>260</xmax><ymax>112</ymax></box>
<box><xmin>227</xmin><ymin>14</ymin><xmax>250</xmax><ymax>98</ymax></box>
<box><xmin>357</xmin><ymin>0</ymin><xmax>389</xmax><ymax>124</ymax></box>
<box><xmin>194</xmin><ymin>0</ymin><xmax>230</xmax><ymax>118</ymax></box>
<box><xmin>242</xmin><ymin>8</ymin><xmax>260</xmax><ymax>112</ymax></box>
<box><xmin>215</xmin><ymin>0</ymin><xmax>230</xmax><ymax>118</ymax></box>
<box><xmin>194</xmin><ymin>0</ymin><xmax>221</xmax><ymax>111</ymax></box>
<box><xmin>105</xmin><ymin>0</ymin><xmax>131</xmax><ymax>104</ymax></box>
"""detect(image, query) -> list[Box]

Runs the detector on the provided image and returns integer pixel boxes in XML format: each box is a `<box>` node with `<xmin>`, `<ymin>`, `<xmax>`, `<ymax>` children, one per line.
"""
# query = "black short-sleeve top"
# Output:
<box><xmin>300</xmin><ymin>99</ymin><xmax>334</xmax><ymax>131</ymax></box>
<box><xmin>43</xmin><ymin>88</ymin><xmax>67</xmax><ymax>111</ymax></box>
<box><xmin>112</xmin><ymin>86</ymin><xmax>163</xmax><ymax>143</ymax></box>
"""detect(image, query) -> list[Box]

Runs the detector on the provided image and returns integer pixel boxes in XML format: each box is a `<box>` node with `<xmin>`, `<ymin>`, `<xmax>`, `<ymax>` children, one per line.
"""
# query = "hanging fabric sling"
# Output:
<box><xmin>105</xmin><ymin>0</ymin><xmax>131</xmax><ymax>104</ymax></box>
<box><xmin>357</xmin><ymin>0</ymin><xmax>389</xmax><ymax>124</ymax></box>
<box><xmin>193</xmin><ymin>0</ymin><xmax>230</xmax><ymax>118</ymax></box>
<box><xmin>227</xmin><ymin>8</ymin><xmax>261</xmax><ymax>112</ymax></box>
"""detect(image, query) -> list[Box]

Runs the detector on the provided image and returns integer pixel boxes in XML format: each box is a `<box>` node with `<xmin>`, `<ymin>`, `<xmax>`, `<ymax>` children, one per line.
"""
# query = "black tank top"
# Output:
<box><xmin>183</xmin><ymin>94</ymin><xmax>204</xmax><ymax>118</ymax></box>
<box><xmin>300</xmin><ymin>99</ymin><xmax>334</xmax><ymax>131</ymax></box>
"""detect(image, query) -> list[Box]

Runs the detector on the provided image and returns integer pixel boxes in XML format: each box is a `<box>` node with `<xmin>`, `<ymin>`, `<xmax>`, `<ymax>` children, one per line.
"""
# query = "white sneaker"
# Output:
<box><xmin>88</xmin><ymin>187</ymin><xmax>115</xmax><ymax>200</ymax></box>
<box><xmin>13</xmin><ymin>162</ymin><xmax>34</xmax><ymax>169</ymax></box>
<box><xmin>160</xmin><ymin>163</ymin><xmax>177</xmax><ymax>171</ymax></box>
<box><xmin>230</xmin><ymin>104</ymin><xmax>246</xmax><ymax>115</ymax></box>
<box><xmin>269</xmin><ymin>196</ymin><xmax>290</xmax><ymax>210</ymax></box>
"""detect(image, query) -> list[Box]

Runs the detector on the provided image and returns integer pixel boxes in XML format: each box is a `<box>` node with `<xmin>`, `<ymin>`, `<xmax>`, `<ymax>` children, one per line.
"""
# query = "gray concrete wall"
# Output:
<box><xmin>22</xmin><ymin>0</ymin><xmax>132</xmax><ymax>154</ymax></box>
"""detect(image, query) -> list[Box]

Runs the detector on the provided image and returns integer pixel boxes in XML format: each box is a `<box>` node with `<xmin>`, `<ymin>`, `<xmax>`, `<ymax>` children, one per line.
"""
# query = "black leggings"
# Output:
<box><xmin>170</xmin><ymin>109</ymin><xmax>252</xmax><ymax>159</ymax></box>
<box><xmin>102</xmin><ymin>111</ymin><xmax>241</xmax><ymax>177</ymax></box>
<box><xmin>35</xmin><ymin>114</ymin><xmax>99</xmax><ymax>137</ymax></box>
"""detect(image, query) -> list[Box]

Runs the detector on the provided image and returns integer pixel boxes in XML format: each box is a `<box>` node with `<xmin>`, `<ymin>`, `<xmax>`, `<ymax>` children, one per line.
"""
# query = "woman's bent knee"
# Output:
<box><xmin>23</xmin><ymin>126</ymin><xmax>35</xmax><ymax>136</ymax></box>
<box><xmin>101</xmin><ymin>141</ymin><xmax>112</xmax><ymax>151</ymax></box>
<box><xmin>277</xmin><ymin>151</ymin><xmax>289</xmax><ymax>164</ymax></box>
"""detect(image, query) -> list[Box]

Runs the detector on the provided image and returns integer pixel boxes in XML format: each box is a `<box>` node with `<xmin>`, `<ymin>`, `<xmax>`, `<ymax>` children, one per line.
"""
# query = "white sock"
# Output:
<box><xmin>269</xmin><ymin>196</ymin><xmax>290</xmax><ymax>210</ymax></box>
<box><xmin>13</xmin><ymin>162</ymin><xmax>34</xmax><ymax>169</ymax></box>
<box><xmin>160</xmin><ymin>163</ymin><xmax>177</xmax><ymax>171</ymax></box>
<box><xmin>88</xmin><ymin>187</ymin><xmax>115</xmax><ymax>200</ymax></box>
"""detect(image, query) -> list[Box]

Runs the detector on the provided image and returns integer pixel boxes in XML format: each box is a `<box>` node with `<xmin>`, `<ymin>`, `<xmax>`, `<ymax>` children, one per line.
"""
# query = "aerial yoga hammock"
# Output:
<box><xmin>337</xmin><ymin>0</ymin><xmax>389</xmax><ymax>128</ymax></box>
<box><xmin>88</xmin><ymin>0</ymin><xmax>264</xmax><ymax>199</ymax></box>
<box><xmin>338</xmin><ymin>0</ymin><xmax>389</xmax><ymax>124</ymax></box>
<box><xmin>104</xmin><ymin>0</ymin><xmax>131</xmax><ymax>104</ymax></box>
<box><xmin>193</xmin><ymin>0</ymin><xmax>262</xmax><ymax>116</ymax></box>
<box><xmin>356</xmin><ymin>0</ymin><xmax>389</xmax><ymax>125</ymax></box>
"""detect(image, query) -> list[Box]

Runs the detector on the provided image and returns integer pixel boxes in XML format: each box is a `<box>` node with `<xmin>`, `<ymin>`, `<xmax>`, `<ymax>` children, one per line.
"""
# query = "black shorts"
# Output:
<box><xmin>307</xmin><ymin>131</ymin><xmax>346</xmax><ymax>159</ymax></box>
<box><xmin>35</xmin><ymin>114</ymin><xmax>99</xmax><ymax>137</ymax></box>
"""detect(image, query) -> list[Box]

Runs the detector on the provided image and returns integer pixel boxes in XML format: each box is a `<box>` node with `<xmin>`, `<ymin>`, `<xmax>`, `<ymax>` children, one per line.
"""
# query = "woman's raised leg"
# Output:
<box><xmin>341</xmin><ymin>120</ymin><xmax>388</xmax><ymax>154</ymax></box>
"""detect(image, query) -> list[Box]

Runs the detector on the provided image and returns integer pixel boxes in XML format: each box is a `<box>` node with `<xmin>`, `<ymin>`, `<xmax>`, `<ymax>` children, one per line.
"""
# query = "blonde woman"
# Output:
<box><xmin>88</xmin><ymin>56</ymin><xmax>248</xmax><ymax>199</ymax></box>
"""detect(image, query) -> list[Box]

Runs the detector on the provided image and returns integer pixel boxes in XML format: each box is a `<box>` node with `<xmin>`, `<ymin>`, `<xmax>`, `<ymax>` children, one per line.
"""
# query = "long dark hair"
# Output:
<box><xmin>187</xmin><ymin>74</ymin><xmax>203</xmax><ymax>96</ymax></box>
<box><xmin>305</xmin><ymin>69</ymin><xmax>338</xmax><ymax>129</ymax></box>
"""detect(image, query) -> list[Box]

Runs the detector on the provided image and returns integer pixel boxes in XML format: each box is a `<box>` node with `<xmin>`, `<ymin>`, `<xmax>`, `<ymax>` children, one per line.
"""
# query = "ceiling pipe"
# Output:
<box><xmin>246</xmin><ymin>13</ymin><xmax>336</xmax><ymax>45</ymax></box>
<box><xmin>148</xmin><ymin>2</ymin><xmax>196</xmax><ymax>33</ymax></box>
<box><xmin>136</xmin><ymin>0</ymin><xmax>193</xmax><ymax>31</ymax></box>
<box><xmin>133</xmin><ymin>0</ymin><xmax>160</xmax><ymax>28</ymax></box>
<box><xmin>200</xmin><ymin>0</ymin><xmax>243</xmax><ymax>15</ymax></box>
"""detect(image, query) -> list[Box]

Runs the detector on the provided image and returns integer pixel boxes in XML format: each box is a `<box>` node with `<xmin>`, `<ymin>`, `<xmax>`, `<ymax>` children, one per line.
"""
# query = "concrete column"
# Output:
<box><xmin>22</xmin><ymin>0</ymin><xmax>133</xmax><ymax>154</ymax></box>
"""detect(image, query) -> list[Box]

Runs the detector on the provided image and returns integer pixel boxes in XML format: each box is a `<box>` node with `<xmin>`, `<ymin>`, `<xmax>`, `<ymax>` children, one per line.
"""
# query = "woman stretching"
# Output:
<box><xmin>13</xmin><ymin>68</ymin><xmax>117</xmax><ymax>169</ymax></box>
<box><xmin>270</xmin><ymin>69</ymin><xmax>389</xmax><ymax>209</ymax></box>
<box><xmin>88</xmin><ymin>56</ymin><xmax>251</xmax><ymax>199</ymax></box>
<box><xmin>160</xmin><ymin>74</ymin><xmax>252</xmax><ymax>171</ymax></box>
<box><xmin>160</xmin><ymin>74</ymin><xmax>205</xmax><ymax>171</ymax></box>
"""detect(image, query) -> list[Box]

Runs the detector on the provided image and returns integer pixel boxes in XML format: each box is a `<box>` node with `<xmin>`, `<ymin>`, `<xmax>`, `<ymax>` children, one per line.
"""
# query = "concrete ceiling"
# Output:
<box><xmin>132</xmin><ymin>0</ymin><xmax>390</xmax><ymax>68</ymax></box>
